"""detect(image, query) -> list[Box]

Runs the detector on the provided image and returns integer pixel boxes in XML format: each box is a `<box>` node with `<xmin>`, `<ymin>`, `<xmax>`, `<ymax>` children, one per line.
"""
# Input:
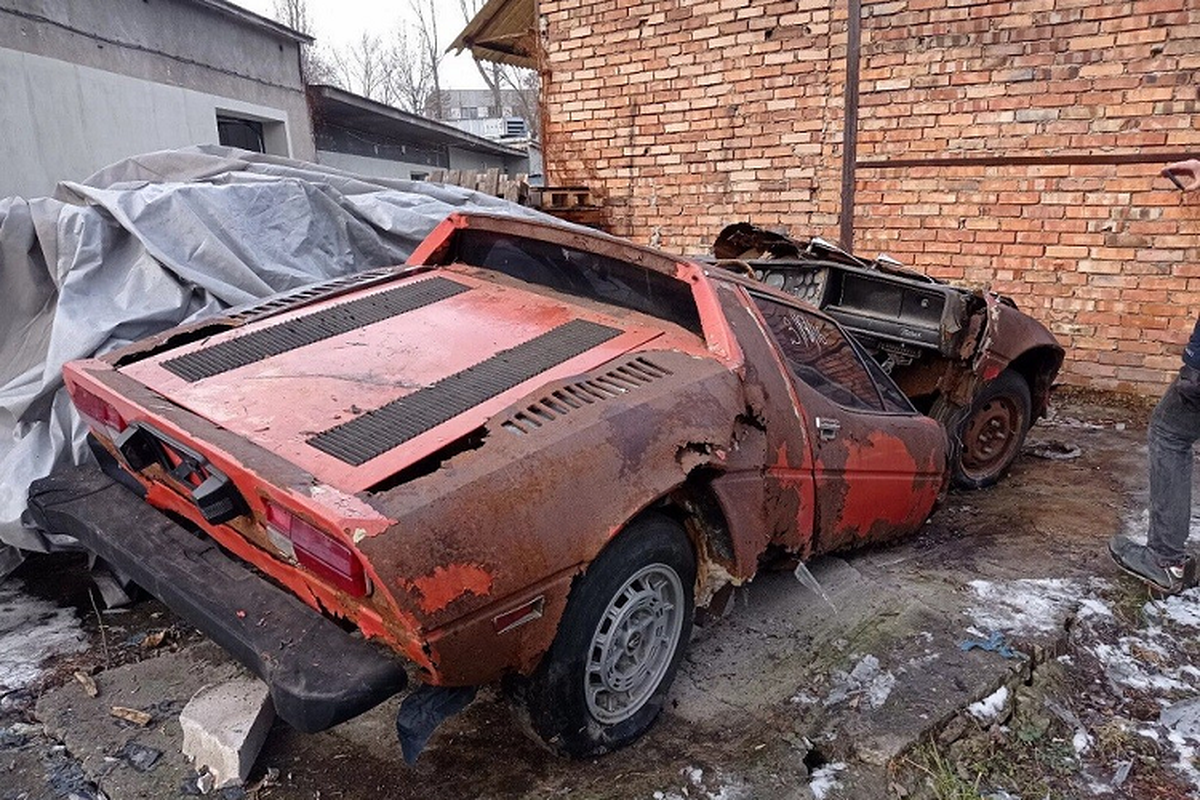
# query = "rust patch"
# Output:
<box><xmin>408</xmin><ymin>563</ymin><xmax>495</xmax><ymax>614</ymax></box>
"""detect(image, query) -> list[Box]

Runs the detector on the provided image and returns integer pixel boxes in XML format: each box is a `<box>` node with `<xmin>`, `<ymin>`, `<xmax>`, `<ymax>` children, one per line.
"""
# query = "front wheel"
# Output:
<box><xmin>524</xmin><ymin>514</ymin><xmax>695</xmax><ymax>757</ymax></box>
<box><xmin>952</xmin><ymin>368</ymin><xmax>1032</xmax><ymax>489</ymax></box>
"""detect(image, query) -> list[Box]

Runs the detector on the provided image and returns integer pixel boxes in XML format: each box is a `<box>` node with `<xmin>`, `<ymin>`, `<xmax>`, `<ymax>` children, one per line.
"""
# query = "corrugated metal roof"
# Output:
<box><xmin>448</xmin><ymin>0</ymin><xmax>537</xmax><ymax>70</ymax></box>
<box><xmin>309</xmin><ymin>85</ymin><xmax>527</xmax><ymax>158</ymax></box>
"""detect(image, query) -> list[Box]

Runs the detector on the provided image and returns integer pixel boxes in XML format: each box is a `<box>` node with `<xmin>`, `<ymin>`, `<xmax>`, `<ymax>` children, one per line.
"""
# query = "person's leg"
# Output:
<box><xmin>1110</xmin><ymin>377</ymin><xmax>1200</xmax><ymax>593</ymax></box>
<box><xmin>1147</xmin><ymin>382</ymin><xmax>1200</xmax><ymax>562</ymax></box>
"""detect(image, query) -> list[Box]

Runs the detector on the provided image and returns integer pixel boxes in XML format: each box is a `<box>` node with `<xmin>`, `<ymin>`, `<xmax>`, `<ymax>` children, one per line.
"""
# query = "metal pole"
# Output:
<box><xmin>839</xmin><ymin>0</ymin><xmax>862</xmax><ymax>251</ymax></box>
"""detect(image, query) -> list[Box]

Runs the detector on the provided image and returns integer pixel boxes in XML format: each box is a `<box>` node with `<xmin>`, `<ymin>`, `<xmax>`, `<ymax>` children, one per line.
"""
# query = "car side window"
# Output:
<box><xmin>752</xmin><ymin>294</ymin><xmax>884</xmax><ymax>412</ymax></box>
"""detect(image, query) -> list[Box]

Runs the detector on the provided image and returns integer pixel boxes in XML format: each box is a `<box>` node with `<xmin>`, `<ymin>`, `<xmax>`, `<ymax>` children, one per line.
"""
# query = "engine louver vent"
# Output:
<box><xmin>501</xmin><ymin>357</ymin><xmax>673</xmax><ymax>435</ymax></box>
<box><xmin>162</xmin><ymin>276</ymin><xmax>468</xmax><ymax>382</ymax></box>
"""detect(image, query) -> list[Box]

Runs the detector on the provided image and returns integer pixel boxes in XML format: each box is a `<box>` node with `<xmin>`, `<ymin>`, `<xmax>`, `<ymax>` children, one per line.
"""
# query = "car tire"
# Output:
<box><xmin>951</xmin><ymin>368</ymin><xmax>1032</xmax><ymax>489</ymax></box>
<box><xmin>524</xmin><ymin>513</ymin><xmax>695</xmax><ymax>757</ymax></box>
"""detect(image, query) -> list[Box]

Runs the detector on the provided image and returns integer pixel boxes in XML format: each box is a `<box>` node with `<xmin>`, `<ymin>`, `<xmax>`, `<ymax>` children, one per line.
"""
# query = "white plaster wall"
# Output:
<box><xmin>1</xmin><ymin>49</ymin><xmax>297</xmax><ymax>199</ymax></box>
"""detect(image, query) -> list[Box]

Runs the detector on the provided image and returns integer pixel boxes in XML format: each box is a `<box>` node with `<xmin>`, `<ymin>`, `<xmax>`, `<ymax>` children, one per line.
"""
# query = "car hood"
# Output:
<box><xmin>117</xmin><ymin>270</ymin><xmax>666</xmax><ymax>493</ymax></box>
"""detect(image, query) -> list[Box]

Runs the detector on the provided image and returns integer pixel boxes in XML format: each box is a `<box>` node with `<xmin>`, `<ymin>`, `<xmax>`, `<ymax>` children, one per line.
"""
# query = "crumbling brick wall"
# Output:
<box><xmin>539</xmin><ymin>0</ymin><xmax>1200</xmax><ymax>394</ymax></box>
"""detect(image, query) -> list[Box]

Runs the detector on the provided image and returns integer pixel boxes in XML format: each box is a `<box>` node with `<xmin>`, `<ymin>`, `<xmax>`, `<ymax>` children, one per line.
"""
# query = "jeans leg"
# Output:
<box><xmin>1147</xmin><ymin>381</ymin><xmax>1200</xmax><ymax>563</ymax></box>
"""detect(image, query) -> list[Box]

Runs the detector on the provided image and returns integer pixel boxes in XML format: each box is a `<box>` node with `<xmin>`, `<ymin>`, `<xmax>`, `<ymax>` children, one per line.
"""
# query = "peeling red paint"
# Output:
<box><xmin>827</xmin><ymin>430</ymin><xmax>941</xmax><ymax>541</ymax></box>
<box><xmin>408</xmin><ymin>563</ymin><xmax>495</xmax><ymax>614</ymax></box>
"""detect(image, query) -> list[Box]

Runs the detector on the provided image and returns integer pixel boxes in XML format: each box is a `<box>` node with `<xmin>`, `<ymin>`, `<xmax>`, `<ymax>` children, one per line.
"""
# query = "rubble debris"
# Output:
<box><xmin>117</xmin><ymin>740</ymin><xmax>163</xmax><ymax>772</ymax></box>
<box><xmin>110</xmin><ymin>706</ymin><xmax>152</xmax><ymax>726</ymax></box>
<box><xmin>74</xmin><ymin>670</ymin><xmax>99</xmax><ymax>698</ymax></box>
<box><xmin>180</xmin><ymin>678</ymin><xmax>275</xmax><ymax>788</ymax></box>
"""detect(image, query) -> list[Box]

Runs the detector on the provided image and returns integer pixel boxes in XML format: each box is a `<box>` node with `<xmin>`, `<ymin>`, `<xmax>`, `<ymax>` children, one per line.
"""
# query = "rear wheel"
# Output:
<box><xmin>952</xmin><ymin>368</ymin><xmax>1032</xmax><ymax>489</ymax></box>
<box><xmin>524</xmin><ymin>514</ymin><xmax>695</xmax><ymax>757</ymax></box>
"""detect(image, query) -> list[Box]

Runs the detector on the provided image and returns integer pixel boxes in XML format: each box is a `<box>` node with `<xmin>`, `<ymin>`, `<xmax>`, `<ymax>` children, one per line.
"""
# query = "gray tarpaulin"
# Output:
<box><xmin>0</xmin><ymin>145</ymin><xmax>550</xmax><ymax>572</ymax></box>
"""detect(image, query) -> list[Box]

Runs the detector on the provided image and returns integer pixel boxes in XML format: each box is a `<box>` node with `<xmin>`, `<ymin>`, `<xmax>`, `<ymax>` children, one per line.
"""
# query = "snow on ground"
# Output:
<box><xmin>651</xmin><ymin>766</ymin><xmax>748</xmax><ymax>800</ymax></box>
<box><xmin>1069</xmin><ymin>521</ymin><xmax>1200</xmax><ymax>799</ymax></box>
<box><xmin>967</xmin><ymin>685</ymin><xmax>1009</xmax><ymax>722</ymax></box>
<box><xmin>0</xmin><ymin>580</ymin><xmax>88</xmax><ymax>692</ymax></box>
<box><xmin>966</xmin><ymin>577</ymin><xmax>1088</xmax><ymax>635</ymax></box>
<box><xmin>808</xmin><ymin>762</ymin><xmax>846</xmax><ymax>800</ymax></box>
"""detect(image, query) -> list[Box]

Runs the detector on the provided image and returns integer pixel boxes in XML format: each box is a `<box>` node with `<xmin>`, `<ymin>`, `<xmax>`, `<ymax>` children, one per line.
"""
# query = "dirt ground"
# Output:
<box><xmin>3</xmin><ymin>389</ymin><xmax>1200</xmax><ymax>800</ymax></box>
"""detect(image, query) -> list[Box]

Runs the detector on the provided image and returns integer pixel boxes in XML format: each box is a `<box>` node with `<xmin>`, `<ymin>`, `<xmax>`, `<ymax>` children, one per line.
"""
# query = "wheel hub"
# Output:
<box><xmin>962</xmin><ymin>397</ymin><xmax>1020</xmax><ymax>473</ymax></box>
<box><xmin>585</xmin><ymin>564</ymin><xmax>684</xmax><ymax>724</ymax></box>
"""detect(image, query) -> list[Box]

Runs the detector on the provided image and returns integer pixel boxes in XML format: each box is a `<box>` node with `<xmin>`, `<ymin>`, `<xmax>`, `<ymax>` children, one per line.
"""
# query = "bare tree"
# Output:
<box><xmin>329</xmin><ymin>32</ymin><xmax>394</xmax><ymax>103</ymax></box>
<box><xmin>272</xmin><ymin>0</ymin><xmax>333</xmax><ymax>84</ymax></box>
<box><xmin>387</xmin><ymin>26</ymin><xmax>434</xmax><ymax>115</ymax></box>
<box><xmin>411</xmin><ymin>0</ymin><xmax>445</xmax><ymax>119</ymax></box>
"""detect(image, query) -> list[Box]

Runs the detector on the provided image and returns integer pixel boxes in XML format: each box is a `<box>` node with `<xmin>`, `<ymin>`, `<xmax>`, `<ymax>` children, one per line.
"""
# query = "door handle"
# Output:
<box><xmin>815</xmin><ymin>416</ymin><xmax>841</xmax><ymax>441</ymax></box>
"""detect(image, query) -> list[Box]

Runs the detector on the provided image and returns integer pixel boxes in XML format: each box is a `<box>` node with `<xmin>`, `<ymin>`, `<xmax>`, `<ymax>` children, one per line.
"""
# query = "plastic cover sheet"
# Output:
<box><xmin>0</xmin><ymin>145</ymin><xmax>551</xmax><ymax>559</ymax></box>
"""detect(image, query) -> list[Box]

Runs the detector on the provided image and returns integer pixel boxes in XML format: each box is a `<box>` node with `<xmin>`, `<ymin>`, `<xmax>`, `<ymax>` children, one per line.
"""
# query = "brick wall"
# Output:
<box><xmin>539</xmin><ymin>0</ymin><xmax>1200</xmax><ymax>394</ymax></box>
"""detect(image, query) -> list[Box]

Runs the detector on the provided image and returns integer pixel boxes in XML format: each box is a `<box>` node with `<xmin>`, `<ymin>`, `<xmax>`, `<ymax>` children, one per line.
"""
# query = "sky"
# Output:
<box><xmin>233</xmin><ymin>0</ymin><xmax>488</xmax><ymax>89</ymax></box>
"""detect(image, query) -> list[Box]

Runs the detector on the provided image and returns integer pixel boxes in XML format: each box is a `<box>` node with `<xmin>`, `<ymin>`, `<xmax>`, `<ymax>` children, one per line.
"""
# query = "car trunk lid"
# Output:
<box><xmin>117</xmin><ymin>270</ymin><xmax>663</xmax><ymax>493</ymax></box>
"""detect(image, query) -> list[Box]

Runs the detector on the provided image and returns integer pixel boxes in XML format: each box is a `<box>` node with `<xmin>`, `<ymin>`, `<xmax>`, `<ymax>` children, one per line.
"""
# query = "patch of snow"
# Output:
<box><xmin>654</xmin><ymin>765</ymin><xmax>748</xmax><ymax>800</ymax></box>
<box><xmin>1151</xmin><ymin>588</ymin><xmax>1200</xmax><ymax>629</ymax></box>
<box><xmin>0</xmin><ymin>580</ymin><xmax>88</xmax><ymax>691</ymax></box>
<box><xmin>1077</xmin><ymin>597</ymin><xmax>1114</xmax><ymax>620</ymax></box>
<box><xmin>966</xmin><ymin>578</ymin><xmax>1085</xmax><ymax>635</ymax></box>
<box><xmin>1161</xmin><ymin>699</ymin><xmax>1200</xmax><ymax>790</ymax></box>
<box><xmin>790</xmin><ymin>690</ymin><xmax>819</xmax><ymax>706</ymax></box>
<box><xmin>809</xmin><ymin>762</ymin><xmax>846</xmax><ymax>800</ymax></box>
<box><xmin>1089</xmin><ymin>641</ymin><xmax>1194</xmax><ymax>694</ymax></box>
<box><xmin>967</xmin><ymin>686</ymin><xmax>1009</xmax><ymax>721</ymax></box>
<box><xmin>1073</xmin><ymin>728</ymin><xmax>1093</xmax><ymax>755</ymax></box>
<box><xmin>822</xmin><ymin>655</ymin><xmax>895</xmax><ymax>710</ymax></box>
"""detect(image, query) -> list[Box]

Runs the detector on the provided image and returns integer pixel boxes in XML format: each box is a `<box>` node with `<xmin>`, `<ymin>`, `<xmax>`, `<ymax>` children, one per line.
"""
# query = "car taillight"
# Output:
<box><xmin>264</xmin><ymin>500</ymin><xmax>368</xmax><ymax>597</ymax></box>
<box><xmin>72</xmin><ymin>386</ymin><xmax>127</xmax><ymax>435</ymax></box>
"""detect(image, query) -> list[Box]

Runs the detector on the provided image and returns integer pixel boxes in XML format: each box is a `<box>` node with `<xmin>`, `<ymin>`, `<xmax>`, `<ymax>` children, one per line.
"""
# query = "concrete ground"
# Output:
<box><xmin>2</xmin><ymin>390</ymin><xmax>1198</xmax><ymax>800</ymax></box>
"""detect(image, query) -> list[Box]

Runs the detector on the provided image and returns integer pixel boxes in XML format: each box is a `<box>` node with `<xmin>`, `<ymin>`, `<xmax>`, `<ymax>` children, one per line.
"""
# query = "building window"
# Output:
<box><xmin>410</xmin><ymin>171</ymin><xmax>428</xmax><ymax>181</ymax></box>
<box><xmin>460</xmin><ymin>107</ymin><xmax>479</xmax><ymax>120</ymax></box>
<box><xmin>217</xmin><ymin>116</ymin><xmax>266</xmax><ymax>153</ymax></box>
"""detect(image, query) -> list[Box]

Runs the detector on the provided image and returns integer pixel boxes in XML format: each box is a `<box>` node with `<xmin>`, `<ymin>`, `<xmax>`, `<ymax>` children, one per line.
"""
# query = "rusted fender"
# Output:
<box><xmin>972</xmin><ymin>295</ymin><xmax>1064</xmax><ymax>416</ymax></box>
<box><xmin>357</xmin><ymin>349</ymin><xmax>749</xmax><ymax>686</ymax></box>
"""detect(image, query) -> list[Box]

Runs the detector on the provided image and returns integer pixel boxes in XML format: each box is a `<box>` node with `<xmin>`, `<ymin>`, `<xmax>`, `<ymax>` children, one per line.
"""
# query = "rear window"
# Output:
<box><xmin>452</xmin><ymin>229</ymin><xmax>703</xmax><ymax>336</ymax></box>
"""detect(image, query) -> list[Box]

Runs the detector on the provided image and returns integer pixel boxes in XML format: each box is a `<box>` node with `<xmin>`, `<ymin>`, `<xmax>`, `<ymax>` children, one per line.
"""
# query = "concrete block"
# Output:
<box><xmin>180</xmin><ymin>678</ymin><xmax>275</xmax><ymax>788</ymax></box>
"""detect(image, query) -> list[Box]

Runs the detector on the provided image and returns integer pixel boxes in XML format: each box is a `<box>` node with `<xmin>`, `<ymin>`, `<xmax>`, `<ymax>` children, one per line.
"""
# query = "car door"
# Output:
<box><xmin>748</xmin><ymin>292</ymin><xmax>947</xmax><ymax>554</ymax></box>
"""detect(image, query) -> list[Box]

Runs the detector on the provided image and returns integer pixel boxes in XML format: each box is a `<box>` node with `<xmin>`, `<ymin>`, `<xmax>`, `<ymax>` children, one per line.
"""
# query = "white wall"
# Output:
<box><xmin>315</xmin><ymin>150</ymin><xmax>438</xmax><ymax>182</ymax></box>
<box><xmin>0</xmin><ymin>49</ymin><xmax>298</xmax><ymax>199</ymax></box>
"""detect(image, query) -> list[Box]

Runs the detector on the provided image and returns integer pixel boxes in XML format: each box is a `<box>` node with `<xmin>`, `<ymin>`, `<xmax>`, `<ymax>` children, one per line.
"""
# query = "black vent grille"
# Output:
<box><xmin>162</xmin><ymin>277</ymin><xmax>468</xmax><ymax>382</ymax></box>
<box><xmin>308</xmin><ymin>319</ymin><xmax>624</xmax><ymax>466</ymax></box>
<box><xmin>501</xmin><ymin>357</ymin><xmax>673</xmax><ymax>435</ymax></box>
<box><xmin>226</xmin><ymin>266</ymin><xmax>402</xmax><ymax>324</ymax></box>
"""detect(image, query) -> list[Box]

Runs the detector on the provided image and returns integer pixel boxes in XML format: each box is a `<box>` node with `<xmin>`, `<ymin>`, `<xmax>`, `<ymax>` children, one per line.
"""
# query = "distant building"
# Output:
<box><xmin>309</xmin><ymin>85</ymin><xmax>529</xmax><ymax>181</ymax></box>
<box><xmin>0</xmin><ymin>0</ymin><xmax>315</xmax><ymax>199</ymax></box>
<box><xmin>443</xmin><ymin>89</ymin><xmax>534</xmax><ymax>141</ymax></box>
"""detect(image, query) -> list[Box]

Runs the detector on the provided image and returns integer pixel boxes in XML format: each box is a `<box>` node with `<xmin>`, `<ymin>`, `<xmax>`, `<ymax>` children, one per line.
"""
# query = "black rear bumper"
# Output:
<box><xmin>27</xmin><ymin>464</ymin><xmax>407</xmax><ymax>733</ymax></box>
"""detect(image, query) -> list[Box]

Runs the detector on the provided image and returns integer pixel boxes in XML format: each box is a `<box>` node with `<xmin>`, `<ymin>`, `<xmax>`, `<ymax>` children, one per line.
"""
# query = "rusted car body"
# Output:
<box><xmin>29</xmin><ymin>213</ymin><xmax>948</xmax><ymax>756</ymax></box>
<box><xmin>711</xmin><ymin>223</ymin><xmax>1063</xmax><ymax>488</ymax></box>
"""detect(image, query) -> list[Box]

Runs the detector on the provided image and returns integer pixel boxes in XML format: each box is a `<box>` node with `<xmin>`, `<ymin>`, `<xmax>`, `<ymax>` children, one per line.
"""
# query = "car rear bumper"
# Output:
<box><xmin>26</xmin><ymin>463</ymin><xmax>408</xmax><ymax>733</ymax></box>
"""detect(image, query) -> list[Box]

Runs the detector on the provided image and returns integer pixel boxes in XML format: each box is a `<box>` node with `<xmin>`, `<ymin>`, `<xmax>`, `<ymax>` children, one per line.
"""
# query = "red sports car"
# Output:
<box><xmin>30</xmin><ymin>213</ymin><xmax>948</xmax><ymax>757</ymax></box>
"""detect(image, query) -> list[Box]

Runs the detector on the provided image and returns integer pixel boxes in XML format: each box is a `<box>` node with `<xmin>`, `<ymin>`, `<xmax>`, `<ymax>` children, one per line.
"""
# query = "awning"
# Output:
<box><xmin>449</xmin><ymin>0</ymin><xmax>537</xmax><ymax>70</ymax></box>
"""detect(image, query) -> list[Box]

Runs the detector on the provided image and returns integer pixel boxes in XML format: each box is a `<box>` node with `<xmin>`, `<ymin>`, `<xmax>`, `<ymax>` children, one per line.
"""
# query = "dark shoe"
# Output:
<box><xmin>1108</xmin><ymin>535</ymin><xmax>1196</xmax><ymax>595</ymax></box>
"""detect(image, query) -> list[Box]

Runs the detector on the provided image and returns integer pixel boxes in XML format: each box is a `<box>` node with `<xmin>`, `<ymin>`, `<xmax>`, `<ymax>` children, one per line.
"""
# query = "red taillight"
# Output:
<box><xmin>72</xmin><ymin>386</ymin><xmax>127</xmax><ymax>433</ymax></box>
<box><xmin>264</xmin><ymin>500</ymin><xmax>368</xmax><ymax>597</ymax></box>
